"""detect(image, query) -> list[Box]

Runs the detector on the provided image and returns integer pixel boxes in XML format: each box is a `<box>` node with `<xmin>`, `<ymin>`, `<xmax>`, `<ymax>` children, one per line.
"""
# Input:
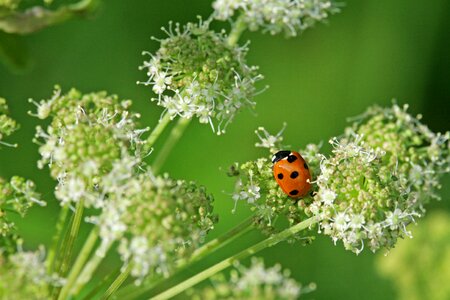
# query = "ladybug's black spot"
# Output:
<box><xmin>287</xmin><ymin>155</ymin><xmax>297</xmax><ymax>163</ymax></box>
<box><xmin>277</xmin><ymin>173</ymin><xmax>284</xmax><ymax>180</ymax></box>
<box><xmin>290</xmin><ymin>171</ymin><xmax>299</xmax><ymax>179</ymax></box>
<box><xmin>289</xmin><ymin>190</ymin><xmax>299</xmax><ymax>196</ymax></box>
<box><xmin>303</xmin><ymin>162</ymin><xmax>309</xmax><ymax>170</ymax></box>
<box><xmin>272</xmin><ymin>150</ymin><xmax>291</xmax><ymax>163</ymax></box>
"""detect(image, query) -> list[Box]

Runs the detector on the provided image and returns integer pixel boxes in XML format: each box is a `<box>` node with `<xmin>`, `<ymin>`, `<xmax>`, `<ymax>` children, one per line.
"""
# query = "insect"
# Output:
<box><xmin>272</xmin><ymin>150</ymin><xmax>311</xmax><ymax>198</ymax></box>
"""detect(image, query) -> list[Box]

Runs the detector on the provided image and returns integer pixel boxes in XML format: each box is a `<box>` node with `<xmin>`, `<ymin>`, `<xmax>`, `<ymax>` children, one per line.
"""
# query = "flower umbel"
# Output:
<box><xmin>31</xmin><ymin>87</ymin><xmax>148</xmax><ymax>208</ymax></box>
<box><xmin>312</xmin><ymin>104</ymin><xmax>450</xmax><ymax>253</ymax></box>
<box><xmin>213</xmin><ymin>0</ymin><xmax>339</xmax><ymax>37</ymax></box>
<box><xmin>139</xmin><ymin>21</ymin><xmax>262</xmax><ymax>135</ymax></box>
<box><xmin>90</xmin><ymin>169</ymin><xmax>218</xmax><ymax>284</ymax></box>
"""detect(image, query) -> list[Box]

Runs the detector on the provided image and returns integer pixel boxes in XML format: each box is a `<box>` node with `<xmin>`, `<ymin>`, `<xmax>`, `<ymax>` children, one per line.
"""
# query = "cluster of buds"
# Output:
<box><xmin>139</xmin><ymin>20</ymin><xmax>262</xmax><ymax>135</ymax></box>
<box><xmin>213</xmin><ymin>0</ymin><xmax>338</xmax><ymax>37</ymax></box>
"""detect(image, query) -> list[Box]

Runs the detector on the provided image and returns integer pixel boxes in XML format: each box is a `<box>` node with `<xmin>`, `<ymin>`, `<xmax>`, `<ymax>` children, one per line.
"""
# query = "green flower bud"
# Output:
<box><xmin>139</xmin><ymin>20</ymin><xmax>262</xmax><ymax>135</ymax></box>
<box><xmin>213</xmin><ymin>0</ymin><xmax>339</xmax><ymax>37</ymax></box>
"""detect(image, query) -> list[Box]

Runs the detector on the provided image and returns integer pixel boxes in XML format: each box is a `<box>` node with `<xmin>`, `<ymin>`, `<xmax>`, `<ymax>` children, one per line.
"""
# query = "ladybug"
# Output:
<box><xmin>272</xmin><ymin>150</ymin><xmax>311</xmax><ymax>198</ymax></box>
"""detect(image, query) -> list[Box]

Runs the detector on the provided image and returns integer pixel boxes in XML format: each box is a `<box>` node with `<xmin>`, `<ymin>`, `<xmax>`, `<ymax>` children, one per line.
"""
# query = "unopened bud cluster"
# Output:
<box><xmin>0</xmin><ymin>98</ymin><xmax>18</xmax><ymax>145</ymax></box>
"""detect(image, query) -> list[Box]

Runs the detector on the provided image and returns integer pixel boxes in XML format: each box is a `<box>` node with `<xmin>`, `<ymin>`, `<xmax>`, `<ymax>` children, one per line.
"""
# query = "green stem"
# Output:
<box><xmin>57</xmin><ymin>227</ymin><xmax>99</xmax><ymax>300</ymax></box>
<box><xmin>151</xmin><ymin>216</ymin><xmax>320</xmax><ymax>300</ymax></box>
<box><xmin>71</xmin><ymin>239</ymin><xmax>114</xmax><ymax>296</ymax></box>
<box><xmin>58</xmin><ymin>199</ymin><xmax>85</xmax><ymax>276</ymax></box>
<box><xmin>46</xmin><ymin>205</ymin><xmax>69</xmax><ymax>274</ymax></box>
<box><xmin>227</xmin><ymin>15</ymin><xmax>247</xmax><ymax>46</ymax></box>
<box><xmin>151</xmin><ymin>117</ymin><xmax>191</xmax><ymax>174</ymax></box>
<box><xmin>101</xmin><ymin>264</ymin><xmax>132</xmax><ymax>300</ymax></box>
<box><xmin>145</xmin><ymin>113</ymin><xmax>172</xmax><ymax>153</ymax></box>
<box><xmin>117</xmin><ymin>216</ymin><xmax>255</xmax><ymax>300</ymax></box>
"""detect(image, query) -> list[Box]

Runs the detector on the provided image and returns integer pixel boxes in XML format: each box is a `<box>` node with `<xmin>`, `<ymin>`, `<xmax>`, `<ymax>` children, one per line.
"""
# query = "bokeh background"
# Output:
<box><xmin>1</xmin><ymin>0</ymin><xmax>449</xmax><ymax>299</ymax></box>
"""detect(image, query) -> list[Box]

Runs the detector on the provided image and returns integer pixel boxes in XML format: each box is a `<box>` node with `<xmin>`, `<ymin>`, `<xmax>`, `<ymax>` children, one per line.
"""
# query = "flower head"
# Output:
<box><xmin>32</xmin><ymin>87</ymin><xmax>148</xmax><ymax>207</ymax></box>
<box><xmin>0</xmin><ymin>98</ymin><xmax>19</xmax><ymax>147</ymax></box>
<box><xmin>312</xmin><ymin>104</ymin><xmax>450</xmax><ymax>253</ymax></box>
<box><xmin>90</xmin><ymin>168</ymin><xmax>218</xmax><ymax>284</ymax></box>
<box><xmin>139</xmin><ymin>20</ymin><xmax>262</xmax><ymax>135</ymax></box>
<box><xmin>213</xmin><ymin>0</ymin><xmax>339</xmax><ymax>37</ymax></box>
<box><xmin>230</xmin><ymin>127</ymin><xmax>321</xmax><ymax>236</ymax></box>
<box><xmin>186</xmin><ymin>257</ymin><xmax>315</xmax><ymax>299</ymax></box>
<box><xmin>0</xmin><ymin>245</ymin><xmax>64</xmax><ymax>299</ymax></box>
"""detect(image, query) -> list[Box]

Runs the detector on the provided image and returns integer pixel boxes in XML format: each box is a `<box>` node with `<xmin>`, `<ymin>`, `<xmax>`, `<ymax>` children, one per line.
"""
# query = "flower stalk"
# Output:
<box><xmin>150</xmin><ymin>215</ymin><xmax>320</xmax><ymax>300</ymax></box>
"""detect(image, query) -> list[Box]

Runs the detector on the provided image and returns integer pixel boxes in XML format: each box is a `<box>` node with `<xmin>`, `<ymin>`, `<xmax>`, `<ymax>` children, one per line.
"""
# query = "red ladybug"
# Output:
<box><xmin>272</xmin><ymin>150</ymin><xmax>311</xmax><ymax>198</ymax></box>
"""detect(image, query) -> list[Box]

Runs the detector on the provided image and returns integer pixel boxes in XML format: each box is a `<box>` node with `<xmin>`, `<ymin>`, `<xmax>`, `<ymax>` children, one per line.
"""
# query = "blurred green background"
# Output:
<box><xmin>1</xmin><ymin>0</ymin><xmax>449</xmax><ymax>299</ymax></box>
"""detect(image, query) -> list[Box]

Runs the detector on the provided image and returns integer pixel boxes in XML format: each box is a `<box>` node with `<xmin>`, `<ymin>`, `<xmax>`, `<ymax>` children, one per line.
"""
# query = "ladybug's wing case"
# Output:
<box><xmin>273</xmin><ymin>151</ymin><xmax>311</xmax><ymax>198</ymax></box>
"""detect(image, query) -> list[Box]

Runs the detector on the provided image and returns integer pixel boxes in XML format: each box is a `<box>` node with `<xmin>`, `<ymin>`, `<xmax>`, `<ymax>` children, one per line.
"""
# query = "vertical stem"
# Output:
<box><xmin>151</xmin><ymin>216</ymin><xmax>320</xmax><ymax>300</ymax></box>
<box><xmin>70</xmin><ymin>240</ymin><xmax>114</xmax><ymax>296</ymax></box>
<box><xmin>151</xmin><ymin>117</ymin><xmax>191</xmax><ymax>174</ymax></box>
<box><xmin>58</xmin><ymin>198</ymin><xmax>85</xmax><ymax>276</ymax></box>
<box><xmin>101</xmin><ymin>264</ymin><xmax>132</xmax><ymax>300</ymax></box>
<box><xmin>57</xmin><ymin>227</ymin><xmax>99</xmax><ymax>300</ymax></box>
<box><xmin>117</xmin><ymin>216</ymin><xmax>255</xmax><ymax>300</ymax></box>
<box><xmin>46</xmin><ymin>205</ymin><xmax>69</xmax><ymax>274</ymax></box>
<box><xmin>227</xmin><ymin>15</ymin><xmax>247</xmax><ymax>46</ymax></box>
<box><xmin>145</xmin><ymin>113</ymin><xmax>172</xmax><ymax>152</ymax></box>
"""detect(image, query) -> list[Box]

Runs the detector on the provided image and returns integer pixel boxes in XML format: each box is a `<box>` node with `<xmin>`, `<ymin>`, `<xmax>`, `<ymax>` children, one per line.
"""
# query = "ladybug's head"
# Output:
<box><xmin>271</xmin><ymin>150</ymin><xmax>291</xmax><ymax>164</ymax></box>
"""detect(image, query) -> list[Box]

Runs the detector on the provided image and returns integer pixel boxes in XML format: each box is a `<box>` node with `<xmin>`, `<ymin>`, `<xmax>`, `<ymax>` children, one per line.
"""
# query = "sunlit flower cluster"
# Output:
<box><xmin>0</xmin><ymin>97</ymin><xmax>18</xmax><ymax>147</ymax></box>
<box><xmin>93</xmin><ymin>171</ymin><xmax>218</xmax><ymax>284</ymax></box>
<box><xmin>32</xmin><ymin>87</ymin><xmax>148</xmax><ymax>207</ymax></box>
<box><xmin>186</xmin><ymin>257</ymin><xmax>315</xmax><ymax>299</ymax></box>
<box><xmin>213</xmin><ymin>0</ymin><xmax>338</xmax><ymax>37</ymax></box>
<box><xmin>139</xmin><ymin>21</ymin><xmax>262</xmax><ymax>135</ymax></box>
<box><xmin>0</xmin><ymin>245</ymin><xmax>64</xmax><ymax>299</ymax></box>
<box><xmin>230</xmin><ymin>126</ymin><xmax>321</xmax><ymax>236</ymax></box>
<box><xmin>311</xmin><ymin>104</ymin><xmax>450</xmax><ymax>253</ymax></box>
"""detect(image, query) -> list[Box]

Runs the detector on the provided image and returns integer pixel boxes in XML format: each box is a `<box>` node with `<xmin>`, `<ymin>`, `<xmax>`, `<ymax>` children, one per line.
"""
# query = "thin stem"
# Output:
<box><xmin>46</xmin><ymin>205</ymin><xmax>69</xmax><ymax>274</ymax></box>
<box><xmin>227</xmin><ymin>15</ymin><xmax>247</xmax><ymax>46</ymax></box>
<box><xmin>151</xmin><ymin>117</ymin><xmax>191</xmax><ymax>174</ymax></box>
<box><xmin>58</xmin><ymin>199</ymin><xmax>85</xmax><ymax>276</ymax></box>
<box><xmin>117</xmin><ymin>216</ymin><xmax>255</xmax><ymax>300</ymax></box>
<box><xmin>101</xmin><ymin>264</ymin><xmax>132</xmax><ymax>300</ymax></box>
<box><xmin>151</xmin><ymin>216</ymin><xmax>320</xmax><ymax>300</ymax></box>
<box><xmin>79</xmin><ymin>267</ymin><xmax>121</xmax><ymax>300</ymax></box>
<box><xmin>145</xmin><ymin>113</ymin><xmax>172</xmax><ymax>152</ymax></box>
<box><xmin>57</xmin><ymin>227</ymin><xmax>99</xmax><ymax>300</ymax></box>
<box><xmin>70</xmin><ymin>240</ymin><xmax>114</xmax><ymax>296</ymax></box>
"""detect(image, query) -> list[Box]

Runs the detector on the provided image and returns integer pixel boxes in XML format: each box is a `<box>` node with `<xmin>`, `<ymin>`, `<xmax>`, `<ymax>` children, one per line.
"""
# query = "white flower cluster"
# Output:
<box><xmin>0</xmin><ymin>245</ymin><xmax>64</xmax><ymax>299</ymax></box>
<box><xmin>87</xmin><ymin>165</ymin><xmax>217</xmax><ymax>284</ymax></box>
<box><xmin>139</xmin><ymin>21</ymin><xmax>262</xmax><ymax>135</ymax></box>
<box><xmin>0</xmin><ymin>97</ymin><xmax>18</xmax><ymax>147</ymax></box>
<box><xmin>213</xmin><ymin>0</ymin><xmax>338</xmax><ymax>37</ymax></box>
<box><xmin>310</xmin><ymin>104</ymin><xmax>450</xmax><ymax>254</ymax></box>
<box><xmin>32</xmin><ymin>87</ymin><xmax>148</xmax><ymax>208</ymax></box>
<box><xmin>186</xmin><ymin>257</ymin><xmax>315</xmax><ymax>299</ymax></box>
